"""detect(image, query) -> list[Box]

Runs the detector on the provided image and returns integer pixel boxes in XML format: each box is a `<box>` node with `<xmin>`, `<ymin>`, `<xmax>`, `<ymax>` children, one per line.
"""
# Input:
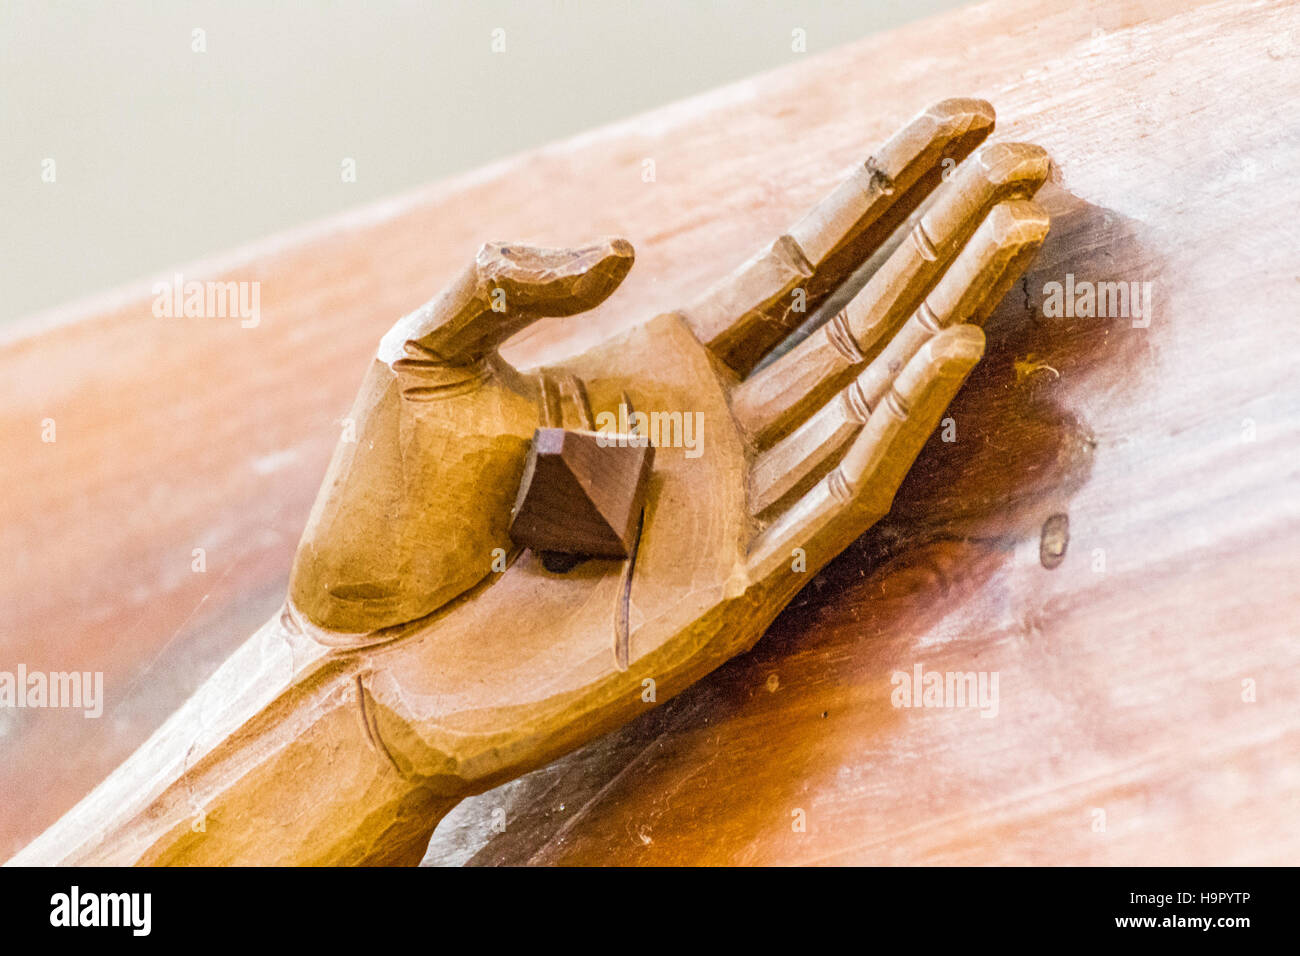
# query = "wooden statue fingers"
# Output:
<box><xmin>683</xmin><ymin>98</ymin><xmax>996</xmax><ymax>375</ymax></box>
<box><xmin>732</xmin><ymin>141</ymin><xmax>1051</xmax><ymax>448</ymax></box>
<box><xmin>747</xmin><ymin>199</ymin><xmax>1051</xmax><ymax>515</ymax></box>
<box><xmin>748</xmin><ymin>324</ymin><xmax>986</xmax><ymax>580</ymax></box>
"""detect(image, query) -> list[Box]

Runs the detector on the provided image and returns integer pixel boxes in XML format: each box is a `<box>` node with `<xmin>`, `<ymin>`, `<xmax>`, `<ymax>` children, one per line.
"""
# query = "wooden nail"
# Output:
<box><xmin>509</xmin><ymin>428</ymin><xmax>654</xmax><ymax>560</ymax></box>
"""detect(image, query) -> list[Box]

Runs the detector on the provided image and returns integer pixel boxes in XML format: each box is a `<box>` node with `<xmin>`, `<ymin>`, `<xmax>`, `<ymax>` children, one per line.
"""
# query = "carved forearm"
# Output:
<box><xmin>9</xmin><ymin>613</ymin><xmax>461</xmax><ymax>866</ymax></box>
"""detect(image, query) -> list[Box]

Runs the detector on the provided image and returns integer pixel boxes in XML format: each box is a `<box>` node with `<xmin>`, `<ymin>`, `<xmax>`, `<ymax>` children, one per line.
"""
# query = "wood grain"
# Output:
<box><xmin>2</xmin><ymin>0</ymin><xmax>1298</xmax><ymax>865</ymax></box>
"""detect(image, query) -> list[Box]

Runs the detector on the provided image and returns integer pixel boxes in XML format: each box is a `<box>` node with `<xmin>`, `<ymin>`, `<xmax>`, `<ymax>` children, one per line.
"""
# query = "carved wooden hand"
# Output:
<box><xmin>11</xmin><ymin>99</ymin><xmax>1050</xmax><ymax>866</ymax></box>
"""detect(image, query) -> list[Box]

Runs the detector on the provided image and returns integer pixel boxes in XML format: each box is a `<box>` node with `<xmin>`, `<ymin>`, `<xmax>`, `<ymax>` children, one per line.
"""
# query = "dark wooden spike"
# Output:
<box><xmin>509</xmin><ymin>428</ymin><xmax>654</xmax><ymax>559</ymax></box>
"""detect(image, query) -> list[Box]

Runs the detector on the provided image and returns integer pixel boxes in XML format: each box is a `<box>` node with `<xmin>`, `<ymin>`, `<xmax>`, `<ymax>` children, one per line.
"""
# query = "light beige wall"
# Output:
<box><xmin>0</xmin><ymin>0</ymin><xmax>971</xmax><ymax>325</ymax></box>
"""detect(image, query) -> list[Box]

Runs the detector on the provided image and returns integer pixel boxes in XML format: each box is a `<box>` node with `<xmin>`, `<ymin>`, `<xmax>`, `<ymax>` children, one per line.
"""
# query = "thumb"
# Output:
<box><xmin>380</xmin><ymin>238</ymin><xmax>634</xmax><ymax>366</ymax></box>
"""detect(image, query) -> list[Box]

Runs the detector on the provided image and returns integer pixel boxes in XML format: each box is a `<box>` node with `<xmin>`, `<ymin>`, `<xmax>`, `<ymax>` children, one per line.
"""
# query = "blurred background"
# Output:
<box><xmin>0</xmin><ymin>0</ymin><xmax>972</xmax><ymax>328</ymax></box>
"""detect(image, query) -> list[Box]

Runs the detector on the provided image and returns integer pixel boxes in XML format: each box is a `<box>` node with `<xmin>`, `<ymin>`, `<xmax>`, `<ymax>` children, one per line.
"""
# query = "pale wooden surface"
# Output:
<box><xmin>2</xmin><ymin>0</ymin><xmax>1298</xmax><ymax>865</ymax></box>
